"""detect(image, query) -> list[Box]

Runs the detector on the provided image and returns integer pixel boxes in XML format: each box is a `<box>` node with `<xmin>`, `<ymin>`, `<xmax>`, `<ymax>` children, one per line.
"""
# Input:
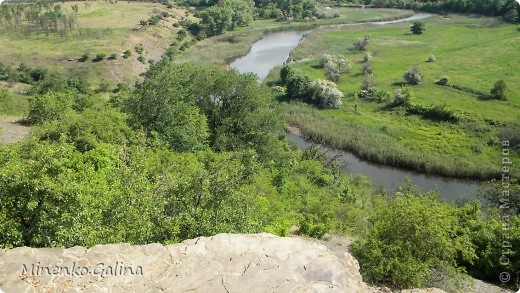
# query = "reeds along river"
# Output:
<box><xmin>230</xmin><ymin>13</ymin><xmax>482</xmax><ymax>201</ymax></box>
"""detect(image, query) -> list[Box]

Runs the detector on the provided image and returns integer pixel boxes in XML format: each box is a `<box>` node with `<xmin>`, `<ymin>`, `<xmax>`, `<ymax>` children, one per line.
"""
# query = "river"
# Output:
<box><xmin>229</xmin><ymin>13</ymin><xmax>481</xmax><ymax>201</ymax></box>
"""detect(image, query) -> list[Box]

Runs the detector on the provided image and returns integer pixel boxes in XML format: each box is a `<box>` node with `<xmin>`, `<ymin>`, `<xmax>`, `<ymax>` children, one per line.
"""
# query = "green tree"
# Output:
<box><xmin>411</xmin><ymin>21</ymin><xmax>426</xmax><ymax>34</ymax></box>
<box><xmin>286</xmin><ymin>75</ymin><xmax>311</xmax><ymax>101</ymax></box>
<box><xmin>280</xmin><ymin>65</ymin><xmax>295</xmax><ymax>85</ymax></box>
<box><xmin>198</xmin><ymin>6</ymin><xmax>233</xmax><ymax>36</ymax></box>
<box><xmin>490</xmin><ymin>80</ymin><xmax>507</xmax><ymax>100</ymax></box>
<box><xmin>351</xmin><ymin>193</ymin><xmax>476</xmax><ymax>289</ymax></box>
<box><xmin>27</xmin><ymin>91</ymin><xmax>74</xmax><ymax>124</ymax></box>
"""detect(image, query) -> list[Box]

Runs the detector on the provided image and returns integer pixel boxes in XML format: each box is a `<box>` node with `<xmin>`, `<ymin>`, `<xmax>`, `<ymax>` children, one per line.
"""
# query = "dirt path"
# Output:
<box><xmin>0</xmin><ymin>116</ymin><xmax>30</xmax><ymax>143</ymax></box>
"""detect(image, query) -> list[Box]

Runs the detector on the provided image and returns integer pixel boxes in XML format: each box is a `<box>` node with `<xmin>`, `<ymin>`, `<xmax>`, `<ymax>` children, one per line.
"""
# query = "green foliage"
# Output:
<box><xmin>351</xmin><ymin>193</ymin><xmax>475</xmax><ymax>289</ymax></box>
<box><xmin>27</xmin><ymin>92</ymin><xmax>74</xmax><ymax>124</ymax></box>
<box><xmin>411</xmin><ymin>21</ymin><xmax>426</xmax><ymax>34</ymax></box>
<box><xmin>137</xmin><ymin>55</ymin><xmax>145</xmax><ymax>63</ymax></box>
<box><xmin>490</xmin><ymin>80</ymin><xmax>507</xmax><ymax>100</ymax></box>
<box><xmin>198</xmin><ymin>6</ymin><xmax>233</xmax><ymax>36</ymax></box>
<box><xmin>135</xmin><ymin>44</ymin><xmax>144</xmax><ymax>54</ymax></box>
<box><xmin>80</xmin><ymin>52</ymin><xmax>89</xmax><ymax>62</ymax></box>
<box><xmin>124</xmin><ymin>62</ymin><xmax>282</xmax><ymax>156</ymax></box>
<box><xmin>280</xmin><ymin>65</ymin><xmax>295</xmax><ymax>85</ymax></box>
<box><xmin>435</xmin><ymin>76</ymin><xmax>449</xmax><ymax>86</ymax></box>
<box><xmin>392</xmin><ymin>86</ymin><xmax>414</xmax><ymax>107</ymax></box>
<box><xmin>94</xmin><ymin>53</ymin><xmax>106</xmax><ymax>62</ymax></box>
<box><xmin>123</xmin><ymin>50</ymin><xmax>132</xmax><ymax>59</ymax></box>
<box><xmin>0</xmin><ymin>89</ymin><xmax>14</xmax><ymax>114</ymax></box>
<box><xmin>286</xmin><ymin>74</ymin><xmax>312</xmax><ymax>101</ymax></box>
<box><xmin>310</xmin><ymin>79</ymin><xmax>343</xmax><ymax>109</ymax></box>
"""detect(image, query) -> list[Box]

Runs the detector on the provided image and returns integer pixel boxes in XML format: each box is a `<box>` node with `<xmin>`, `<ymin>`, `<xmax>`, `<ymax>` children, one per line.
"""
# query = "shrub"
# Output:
<box><xmin>137</xmin><ymin>55</ymin><xmax>146</xmax><ymax>63</ymax></box>
<box><xmin>27</xmin><ymin>92</ymin><xmax>74</xmax><ymax>124</ymax></box>
<box><xmin>428</xmin><ymin>55</ymin><xmax>436</xmax><ymax>62</ymax></box>
<box><xmin>362</xmin><ymin>63</ymin><xmax>373</xmax><ymax>75</ymax></box>
<box><xmin>353</xmin><ymin>35</ymin><xmax>370</xmax><ymax>51</ymax></box>
<box><xmin>322</xmin><ymin>55</ymin><xmax>350</xmax><ymax>82</ymax></box>
<box><xmin>109</xmin><ymin>53</ymin><xmax>117</xmax><ymax>60</ymax></box>
<box><xmin>177</xmin><ymin>29</ymin><xmax>188</xmax><ymax>41</ymax></box>
<box><xmin>363</xmin><ymin>52</ymin><xmax>372</xmax><ymax>62</ymax></box>
<box><xmin>140</xmin><ymin>20</ymin><xmax>148</xmax><ymax>26</ymax></box>
<box><xmin>411</xmin><ymin>21</ymin><xmax>425</xmax><ymax>34</ymax></box>
<box><xmin>311</xmin><ymin>79</ymin><xmax>343</xmax><ymax>109</ymax></box>
<box><xmin>286</xmin><ymin>75</ymin><xmax>311</xmax><ymax>101</ymax></box>
<box><xmin>135</xmin><ymin>44</ymin><xmax>144</xmax><ymax>54</ymax></box>
<box><xmin>490</xmin><ymin>80</ymin><xmax>507</xmax><ymax>100</ymax></box>
<box><xmin>123</xmin><ymin>50</ymin><xmax>132</xmax><ymax>59</ymax></box>
<box><xmin>435</xmin><ymin>76</ymin><xmax>449</xmax><ymax>86</ymax></box>
<box><xmin>319</xmin><ymin>54</ymin><xmax>334</xmax><ymax>68</ymax></box>
<box><xmin>94</xmin><ymin>53</ymin><xmax>106</xmax><ymax>62</ymax></box>
<box><xmin>403</xmin><ymin>66</ymin><xmax>422</xmax><ymax>85</ymax></box>
<box><xmin>351</xmin><ymin>194</ymin><xmax>475</xmax><ymax>289</ymax></box>
<box><xmin>393</xmin><ymin>86</ymin><xmax>414</xmax><ymax>107</ymax></box>
<box><xmin>280</xmin><ymin>65</ymin><xmax>295</xmax><ymax>85</ymax></box>
<box><xmin>80</xmin><ymin>52</ymin><xmax>89</xmax><ymax>62</ymax></box>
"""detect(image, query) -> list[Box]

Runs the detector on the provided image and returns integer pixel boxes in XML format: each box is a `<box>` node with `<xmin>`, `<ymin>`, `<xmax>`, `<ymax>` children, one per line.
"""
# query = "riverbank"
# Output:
<box><xmin>272</xmin><ymin>15</ymin><xmax>519</xmax><ymax>180</ymax></box>
<box><xmin>179</xmin><ymin>8</ymin><xmax>414</xmax><ymax>66</ymax></box>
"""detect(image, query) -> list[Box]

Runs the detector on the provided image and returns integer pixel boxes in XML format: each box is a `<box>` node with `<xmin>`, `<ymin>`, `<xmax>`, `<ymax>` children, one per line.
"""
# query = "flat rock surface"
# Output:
<box><xmin>0</xmin><ymin>233</ymin><xmax>371</xmax><ymax>293</ymax></box>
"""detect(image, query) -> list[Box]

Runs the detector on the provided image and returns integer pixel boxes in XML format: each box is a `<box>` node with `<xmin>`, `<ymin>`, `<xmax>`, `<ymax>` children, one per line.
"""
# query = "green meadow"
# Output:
<box><xmin>270</xmin><ymin>15</ymin><xmax>520</xmax><ymax>179</ymax></box>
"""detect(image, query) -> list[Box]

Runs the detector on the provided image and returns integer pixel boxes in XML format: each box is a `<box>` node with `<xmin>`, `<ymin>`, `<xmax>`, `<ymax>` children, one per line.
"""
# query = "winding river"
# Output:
<box><xmin>230</xmin><ymin>13</ymin><xmax>481</xmax><ymax>201</ymax></box>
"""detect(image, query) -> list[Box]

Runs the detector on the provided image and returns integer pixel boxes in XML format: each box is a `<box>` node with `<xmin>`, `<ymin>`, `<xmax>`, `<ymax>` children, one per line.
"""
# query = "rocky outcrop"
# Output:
<box><xmin>0</xmin><ymin>233</ymin><xmax>370</xmax><ymax>292</ymax></box>
<box><xmin>0</xmin><ymin>233</ymin><xmax>502</xmax><ymax>293</ymax></box>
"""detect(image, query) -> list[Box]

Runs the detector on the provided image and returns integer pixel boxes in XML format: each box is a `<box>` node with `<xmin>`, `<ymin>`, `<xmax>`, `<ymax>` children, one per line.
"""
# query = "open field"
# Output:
<box><xmin>0</xmin><ymin>1</ymin><xmax>187</xmax><ymax>87</ymax></box>
<box><xmin>179</xmin><ymin>8</ymin><xmax>413</xmax><ymax>66</ymax></box>
<box><xmin>270</xmin><ymin>15</ymin><xmax>520</xmax><ymax>179</ymax></box>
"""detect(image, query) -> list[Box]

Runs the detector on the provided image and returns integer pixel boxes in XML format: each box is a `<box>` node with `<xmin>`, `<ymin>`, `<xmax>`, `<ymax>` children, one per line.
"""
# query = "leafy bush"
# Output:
<box><xmin>109</xmin><ymin>53</ymin><xmax>117</xmax><ymax>60</ymax></box>
<box><xmin>363</xmin><ymin>52</ymin><xmax>372</xmax><ymax>62</ymax></box>
<box><xmin>411</xmin><ymin>21</ymin><xmax>425</xmax><ymax>34</ymax></box>
<box><xmin>362</xmin><ymin>63</ymin><xmax>373</xmax><ymax>75</ymax></box>
<box><xmin>27</xmin><ymin>92</ymin><xmax>74</xmax><ymax>124</ymax></box>
<box><xmin>123</xmin><ymin>50</ymin><xmax>132</xmax><ymax>59</ymax></box>
<box><xmin>403</xmin><ymin>65</ymin><xmax>423</xmax><ymax>85</ymax></box>
<box><xmin>435</xmin><ymin>76</ymin><xmax>449</xmax><ymax>86</ymax></box>
<box><xmin>353</xmin><ymin>35</ymin><xmax>370</xmax><ymax>51</ymax></box>
<box><xmin>280</xmin><ymin>65</ymin><xmax>295</xmax><ymax>85</ymax></box>
<box><xmin>351</xmin><ymin>193</ymin><xmax>475</xmax><ymax>289</ymax></box>
<box><xmin>393</xmin><ymin>86</ymin><xmax>414</xmax><ymax>107</ymax></box>
<box><xmin>135</xmin><ymin>44</ymin><xmax>144</xmax><ymax>54</ymax></box>
<box><xmin>311</xmin><ymin>79</ymin><xmax>343</xmax><ymax>109</ymax></box>
<box><xmin>137</xmin><ymin>55</ymin><xmax>146</xmax><ymax>63</ymax></box>
<box><xmin>94</xmin><ymin>53</ymin><xmax>106</xmax><ymax>62</ymax></box>
<box><xmin>428</xmin><ymin>54</ymin><xmax>436</xmax><ymax>62</ymax></box>
<box><xmin>321</xmin><ymin>55</ymin><xmax>350</xmax><ymax>82</ymax></box>
<box><xmin>490</xmin><ymin>80</ymin><xmax>507</xmax><ymax>100</ymax></box>
<box><xmin>80</xmin><ymin>52</ymin><xmax>89</xmax><ymax>62</ymax></box>
<box><xmin>286</xmin><ymin>75</ymin><xmax>312</xmax><ymax>101</ymax></box>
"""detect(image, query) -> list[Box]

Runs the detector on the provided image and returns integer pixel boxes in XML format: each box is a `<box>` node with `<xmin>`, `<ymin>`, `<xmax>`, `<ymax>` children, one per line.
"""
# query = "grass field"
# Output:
<box><xmin>179</xmin><ymin>8</ymin><xmax>413</xmax><ymax>66</ymax></box>
<box><xmin>270</xmin><ymin>15</ymin><xmax>520</xmax><ymax>179</ymax></box>
<box><xmin>0</xmin><ymin>2</ymin><xmax>187</xmax><ymax>87</ymax></box>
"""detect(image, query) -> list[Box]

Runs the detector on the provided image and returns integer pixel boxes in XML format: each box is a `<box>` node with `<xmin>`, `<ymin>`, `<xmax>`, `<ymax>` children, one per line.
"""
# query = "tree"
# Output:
<box><xmin>311</xmin><ymin>79</ymin><xmax>343</xmax><ymax>109</ymax></box>
<box><xmin>403</xmin><ymin>65</ymin><xmax>422</xmax><ymax>85</ymax></box>
<box><xmin>219</xmin><ymin>0</ymin><xmax>254</xmax><ymax>29</ymax></box>
<box><xmin>353</xmin><ymin>35</ymin><xmax>370</xmax><ymax>51</ymax></box>
<box><xmin>27</xmin><ymin>91</ymin><xmax>74</xmax><ymax>124</ymax></box>
<box><xmin>411</xmin><ymin>21</ymin><xmax>425</xmax><ymax>34</ymax></box>
<box><xmin>286</xmin><ymin>75</ymin><xmax>311</xmax><ymax>101</ymax></box>
<box><xmin>490</xmin><ymin>80</ymin><xmax>507</xmax><ymax>100</ymax></box>
<box><xmin>198</xmin><ymin>6</ymin><xmax>233</xmax><ymax>36</ymax></box>
<box><xmin>351</xmin><ymin>193</ymin><xmax>476</xmax><ymax>289</ymax></box>
<box><xmin>280</xmin><ymin>65</ymin><xmax>295</xmax><ymax>85</ymax></box>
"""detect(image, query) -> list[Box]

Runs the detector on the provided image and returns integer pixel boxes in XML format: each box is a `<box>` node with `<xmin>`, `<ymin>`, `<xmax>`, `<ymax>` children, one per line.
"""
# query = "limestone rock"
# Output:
<box><xmin>0</xmin><ymin>233</ymin><xmax>370</xmax><ymax>293</ymax></box>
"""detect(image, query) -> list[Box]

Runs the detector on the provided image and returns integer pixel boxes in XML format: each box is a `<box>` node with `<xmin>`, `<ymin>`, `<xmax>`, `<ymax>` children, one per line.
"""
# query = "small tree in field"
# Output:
<box><xmin>280</xmin><ymin>65</ymin><xmax>295</xmax><ymax>85</ymax></box>
<box><xmin>403</xmin><ymin>65</ymin><xmax>422</xmax><ymax>85</ymax></box>
<box><xmin>411</xmin><ymin>21</ymin><xmax>425</xmax><ymax>35</ymax></box>
<box><xmin>490</xmin><ymin>80</ymin><xmax>507</xmax><ymax>100</ymax></box>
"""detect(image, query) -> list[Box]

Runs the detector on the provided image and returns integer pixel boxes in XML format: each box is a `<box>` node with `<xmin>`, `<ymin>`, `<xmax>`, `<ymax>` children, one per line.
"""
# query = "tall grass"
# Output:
<box><xmin>283</xmin><ymin>102</ymin><xmax>506</xmax><ymax>180</ymax></box>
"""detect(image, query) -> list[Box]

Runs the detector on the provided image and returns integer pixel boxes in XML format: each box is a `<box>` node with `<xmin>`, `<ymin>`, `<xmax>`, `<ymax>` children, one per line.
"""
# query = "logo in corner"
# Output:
<box><xmin>516</xmin><ymin>0</ymin><xmax>520</xmax><ymax>5</ymax></box>
<box><xmin>0</xmin><ymin>0</ymin><xmax>5</xmax><ymax>5</ymax></box>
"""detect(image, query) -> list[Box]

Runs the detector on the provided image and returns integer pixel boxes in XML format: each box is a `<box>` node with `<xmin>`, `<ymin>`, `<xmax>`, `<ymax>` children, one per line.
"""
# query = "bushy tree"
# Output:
<box><xmin>393</xmin><ymin>86</ymin><xmax>414</xmax><ymax>107</ymax></box>
<box><xmin>411</xmin><ymin>21</ymin><xmax>426</xmax><ymax>34</ymax></box>
<box><xmin>490</xmin><ymin>80</ymin><xmax>507</xmax><ymax>100</ymax></box>
<box><xmin>286</xmin><ymin>75</ymin><xmax>311</xmax><ymax>100</ymax></box>
<box><xmin>353</xmin><ymin>35</ymin><xmax>370</xmax><ymax>51</ymax></box>
<box><xmin>311</xmin><ymin>79</ymin><xmax>343</xmax><ymax>109</ymax></box>
<box><xmin>403</xmin><ymin>65</ymin><xmax>422</xmax><ymax>85</ymax></box>
<box><xmin>27</xmin><ymin>91</ymin><xmax>74</xmax><ymax>124</ymax></box>
<box><xmin>198</xmin><ymin>6</ymin><xmax>233</xmax><ymax>36</ymax></box>
<box><xmin>351</xmin><ymin>193</ymin><xmax>475</xmax><ymax>289</ymax></box>
<box><xmin>280</xmin><ymin>64</ymin><xmax>295</xmax><ymax>85</ymax></box>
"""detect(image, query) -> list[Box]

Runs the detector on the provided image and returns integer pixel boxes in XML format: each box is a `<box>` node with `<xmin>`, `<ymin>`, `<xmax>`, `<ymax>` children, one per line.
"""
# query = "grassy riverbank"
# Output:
<box><xmin>179</xmin><ymin>8</ymin><xmax>413</xmax><ymax>66</ymax></box>
<box><xmin>270</xmin><ymin>15</ymin><xmax>520</xmax><ymax>179</ymax></box>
